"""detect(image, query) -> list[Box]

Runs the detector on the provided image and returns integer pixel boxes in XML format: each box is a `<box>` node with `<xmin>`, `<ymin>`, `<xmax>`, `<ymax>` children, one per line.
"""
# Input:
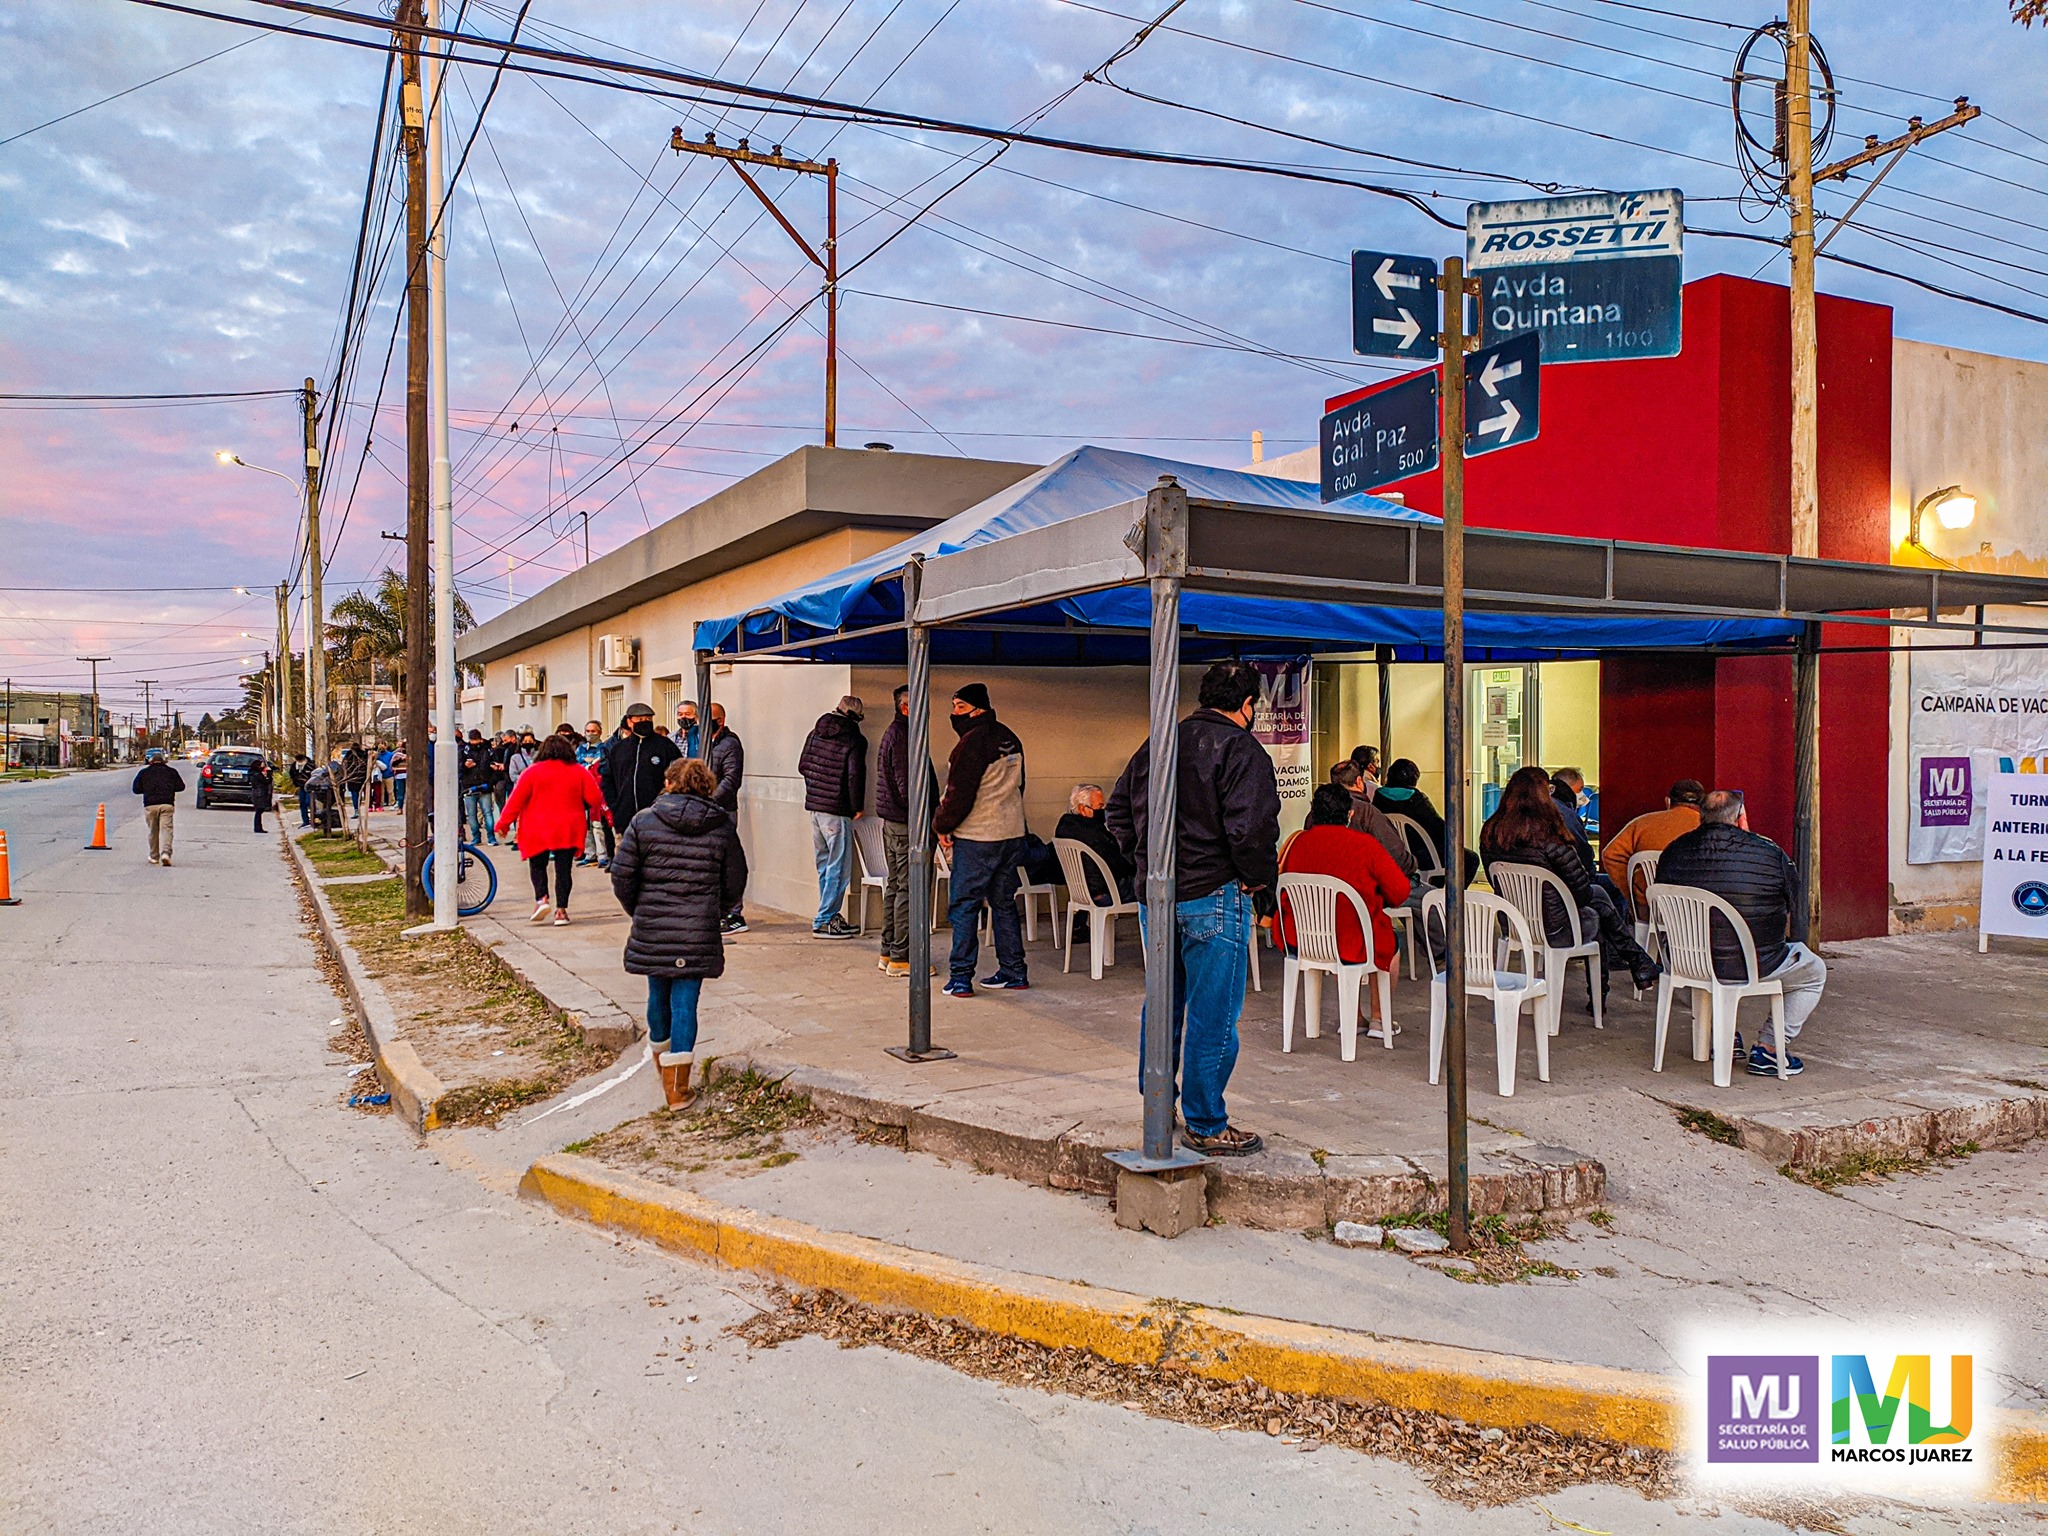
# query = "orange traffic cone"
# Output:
<box><xmin>84</xmin><ymin>803</ymin><xmax>110</xmax><ymax>851</ymax></box>
<box><xmin>0</xmin><ymin>829</ymin><xmax>18</xmax><ymax>904</ymax></box>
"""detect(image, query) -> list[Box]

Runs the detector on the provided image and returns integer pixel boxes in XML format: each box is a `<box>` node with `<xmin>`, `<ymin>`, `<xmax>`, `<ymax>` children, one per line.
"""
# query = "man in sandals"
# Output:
<box><xmin>1106</xmin><ymin>660</ymin><xmax>1280</xmax><ymax>1157</ymax></box>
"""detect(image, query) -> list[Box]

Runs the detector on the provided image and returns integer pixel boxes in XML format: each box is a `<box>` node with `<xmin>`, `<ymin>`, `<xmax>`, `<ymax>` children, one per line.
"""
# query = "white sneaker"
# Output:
<box><xmin>530</xmin><ymin>899</ymin><xmax>551</xmax><ymax>924</ymax></box>
<box><xmin>552</xmin><ymin>909</ymin><xmax>569</xmax><ymax>926</ymax></box>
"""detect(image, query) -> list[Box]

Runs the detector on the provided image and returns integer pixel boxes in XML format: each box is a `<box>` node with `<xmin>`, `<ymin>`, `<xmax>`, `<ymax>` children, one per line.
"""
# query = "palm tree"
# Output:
<box><xmin>326</xmin><ymin>570</ymin><xmax>476</xmax><ymax>711</ymax></box>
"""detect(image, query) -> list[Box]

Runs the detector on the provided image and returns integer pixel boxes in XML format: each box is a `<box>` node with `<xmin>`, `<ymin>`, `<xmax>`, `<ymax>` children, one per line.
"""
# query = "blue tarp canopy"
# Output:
<box><xmin>696</xmin><ymin>446</ymin><xmax>1801</xmax><ymax>664</ymax></box>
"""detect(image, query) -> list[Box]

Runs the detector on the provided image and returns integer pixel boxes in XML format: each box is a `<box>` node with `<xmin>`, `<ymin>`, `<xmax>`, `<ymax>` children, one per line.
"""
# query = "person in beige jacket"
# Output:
<box><xmin>1600</xmin><ymin>778</ymin><xmax>1705</xmax><ymax>912</ymax></box>
<box><xmin>933</xmin><ymin>682</ymin><xmax>1028</xmax><ymax>997</ymax></box>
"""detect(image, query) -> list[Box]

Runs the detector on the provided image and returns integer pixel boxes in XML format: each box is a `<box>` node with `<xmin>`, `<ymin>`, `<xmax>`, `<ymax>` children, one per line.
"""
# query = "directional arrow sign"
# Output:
<box><xmin>1352</xmin><ymin>250</ymin><xmax>1439</xmax><ymax>359</ymax></box>
<box><xmin>1462</xmin><ymin>331</ymin><xmax>1540</xmax><ymax>457</ymax></box>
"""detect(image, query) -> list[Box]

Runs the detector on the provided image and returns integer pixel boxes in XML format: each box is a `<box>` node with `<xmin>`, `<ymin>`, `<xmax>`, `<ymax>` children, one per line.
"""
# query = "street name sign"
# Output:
<box><xmin>1463</xmin><ymin>331</ymin><xmax>1540</xmax><ymax>457</ymax></box>
<box><xmin>1319</xmin><ymin>334</ymin><xmax>1541</xmax><ymax>498</ymax></box>
<box><xmin>1351</xmin><ymin>251</ymin><xmax>1439</xmax><ymax>359</ymax></box>
<box><xmin>1467</xmin><ymin>190</ymin><xmax>1682</xmax><ymax>363</ymax></box>
<box><xmin>1321</xmin><ymin>370</ymin><xmax>1439</xmax><ymax>499</ymax></box>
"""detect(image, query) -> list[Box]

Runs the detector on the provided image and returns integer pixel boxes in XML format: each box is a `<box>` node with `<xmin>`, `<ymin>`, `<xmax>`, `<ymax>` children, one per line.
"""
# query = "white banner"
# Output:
<box><xmin>1906</xmin><ymin>641</ymin><xmax>2048</xmax><ymax>863</ymax></box>
<box><xmin>1979</xmin><ymin>773</ymin><xmax>2048</xmax><ymax>940</ymax></box>
<box><xmin>1250</xmin><ymin>658</ymin><xmax>1314</xmax><ymax>839</ymax></box>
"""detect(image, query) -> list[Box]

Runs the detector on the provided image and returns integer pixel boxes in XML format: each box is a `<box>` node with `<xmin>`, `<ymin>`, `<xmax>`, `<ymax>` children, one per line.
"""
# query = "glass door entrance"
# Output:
<box><xmin>1467</xmin><ymin>665</ymin><xmax>1532</xmax><ymax>846</ymax></box>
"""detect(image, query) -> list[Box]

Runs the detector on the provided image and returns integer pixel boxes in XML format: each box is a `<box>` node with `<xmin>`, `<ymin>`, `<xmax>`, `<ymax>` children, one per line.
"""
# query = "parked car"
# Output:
<box><xmin>195</xmin><ymin>748</ymin><xmax>267</xmax><ymax>809</ymax></box>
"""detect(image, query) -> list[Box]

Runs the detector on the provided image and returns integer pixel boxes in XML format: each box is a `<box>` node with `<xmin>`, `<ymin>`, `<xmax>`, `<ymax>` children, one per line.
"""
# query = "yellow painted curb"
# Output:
<box><xmin>521</xmin><ymin>1153</ymin><xmax>2048</xmax><ymax>1502</ymax></box>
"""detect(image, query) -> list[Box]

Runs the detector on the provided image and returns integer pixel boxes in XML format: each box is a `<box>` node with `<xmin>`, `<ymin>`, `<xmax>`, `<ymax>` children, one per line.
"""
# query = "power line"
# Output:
<box><xmin>0</xmin><ymin>388</ymin><xmax>297</xmax><ymax>401</ymax></box>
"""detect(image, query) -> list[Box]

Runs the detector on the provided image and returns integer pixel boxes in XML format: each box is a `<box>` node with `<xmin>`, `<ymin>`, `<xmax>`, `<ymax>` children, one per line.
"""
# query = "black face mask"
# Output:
<box><xmin>631</xmin><ymin>719</ymin><xmax>653</xmax><ymax>736</ymax></box>
<box><xmin>949</xmin><ymin>711</ymin><xmax>978</xmax><ymax>737</ymax></box>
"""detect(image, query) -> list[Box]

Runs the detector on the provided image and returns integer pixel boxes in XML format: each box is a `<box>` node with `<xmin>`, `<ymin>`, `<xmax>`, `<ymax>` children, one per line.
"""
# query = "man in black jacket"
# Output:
<box><xmin>132</xmin><ymin>748</ymin><xmax>185</xmax><ymax>865</ymax></box>
<box><xmin>1054</xmin><ymin>783</ymin><xmax>1134</xmax><ymax>905</ymax></box>
<box><xmin>600</xmin><ymin>703</ymin><xmax>683</xmax><ymax>840</ymax></box>
<box><xmin>1656</xmin><ymin>788</ymin><xmax>1826</xmax><ymax>1077</ymax></box>
<box><xmin>797</xmin><ymin>695</ymin><xmax>868</xmax><ymax>940</ymax></box>
<box><xmin>1105</xmin><ymin>660</ymin><xmax>1279</xmax><ymax>1158</ymax></box>
<box><xmin>702</xmin><ymin>702</ymin><xmax>749</xmax><ymax>933</ymax></box>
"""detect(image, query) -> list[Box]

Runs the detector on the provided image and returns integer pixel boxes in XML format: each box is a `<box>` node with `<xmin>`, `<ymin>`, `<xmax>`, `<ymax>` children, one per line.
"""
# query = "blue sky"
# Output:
<box><xmin>2</xmin><ymin>0</ymin><xmax>2044</xmax><ymax>711</ymax></box>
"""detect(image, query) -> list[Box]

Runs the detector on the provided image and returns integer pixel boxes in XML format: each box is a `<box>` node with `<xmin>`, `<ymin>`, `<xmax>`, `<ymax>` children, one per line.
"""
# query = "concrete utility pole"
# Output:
<box><xmin>303</xmin><ymin>377</ymin><xmax>328</xmax><ymax>768</ymax></box>
<box><xmin>77</xmin><ymin>657</ymin><xmax>109</xmax><ymax>766</ymax></box>
<box><xmin>276</xmin><ymin>582</ymin><xmax>293</xmax><ymax>757</ymax></box>
<box><xmin>400</xmin><ymin>0</ymin><xmax>433</xmax><ymax>919</ymax></box>
<box><xmin>667</xmin><ymin>128</ymin><xmax>839</xmax><ymax>445</ymax></box>
<box><xmin>137</xmin><ymin>676</ymin><xmax>156</xmax><ymax>751</ymax></box>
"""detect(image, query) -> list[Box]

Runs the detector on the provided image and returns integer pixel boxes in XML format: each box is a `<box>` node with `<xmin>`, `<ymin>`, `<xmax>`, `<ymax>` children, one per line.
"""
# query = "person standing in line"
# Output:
<box><xmin>874</xmin><ymin>686</ymin><xmax>928</xmax><ymax>977</ymax></box>
<box><xmin>675</xmin><ymin>699</ymin><xmax>701</xmax><ymax>759</ymax></box>
<box><xmin>290</xmin><ymin>752</ymin><xmax>314</xmax><ymax>828</ymax></box>
<box><xmin>460</xmin><ymin>729</ymin><xmax>496</xmax><ymax>845</ymax></box>
<box><xmin>575</xmin><ymin>719</ymin><xmax>613</xmax><ymax>868</ymax></box>
<box><xmin>797</xmin><ymin>695</ymin><xmax>868</xmax><ymax>940</ymax></box>
<box><xmin>496</xmin><ymin>733</ymin><xmax>608</xmax><ymax>926</ymax></box>
<box><xmin>250</xmin><ymin>754</ymin><xmax>276</xmax><ymax>834</ymax></box>
<box><xmin>132</xmin><ymin>747</ymin><xmax>185</xmax><ymax>866</ymax></box>
<box><xmin>599</xmin><ymin>703</ymin><xmax>683</xmax><ymax>849</ymax></box>
<box><xmin>704</xmin><ymin>702</ymin><xmax>749</xmax><ymax>934</ymax></box>
<box><xmin>389</xmin><ymin>744</ymin><xmax>408</xmax><ymax>813</ymax></box>
<box><xmin>611</xmin><ymin>757</ymin><xmax>749</xmax><ymax>1111</ymax></box>
<box><xmin>933</xmin><ymin>682</ymin><xmax>1028</xmax><ymax>998</ymax></box>
<box><xmin>1106</xmin><ymin>660</ymin><xmax>1280</xmax><ymax>1158</ymax></box>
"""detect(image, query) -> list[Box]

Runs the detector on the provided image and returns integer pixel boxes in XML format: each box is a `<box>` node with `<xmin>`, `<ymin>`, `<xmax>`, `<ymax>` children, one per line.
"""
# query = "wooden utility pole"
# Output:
<box><xmin>400</xmin><ymin>0</ymin><xmax>432</xmax><ymax>918</ymax></box>
<box><xmin>1784</xmin><ymin>0</ymin><xmax>1824</xmax><ymax>941</ymax></box>
<box><xmin>276</xmin><ymin>581</ymin><xmax>293</xmax><ymax>752</ymax></box>
<box><xmin>667</xmin><ymin>129</ymin><xmax>839</xmax><ymax>445</ymax></box>
<box><xmin>302</xmin><ymin>377</ymin><xmax>327</xmax><ymax>768</ymax></box>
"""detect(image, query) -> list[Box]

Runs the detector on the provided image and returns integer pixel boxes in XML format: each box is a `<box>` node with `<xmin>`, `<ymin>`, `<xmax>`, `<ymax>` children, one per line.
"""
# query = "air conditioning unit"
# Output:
<box><xmin>514</xmin><ymin>663</ymin><xmax>545</xmax><ymax>694</ymax></box>
<box><xmin>597</xmin><ymin>635</ymin><xmax>640</xmax><ymax>676</ymax></box>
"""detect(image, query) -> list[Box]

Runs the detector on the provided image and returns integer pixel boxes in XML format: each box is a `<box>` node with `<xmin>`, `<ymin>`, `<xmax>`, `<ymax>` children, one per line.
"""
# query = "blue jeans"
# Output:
<box><xmin>947</xmin><ymin>836</ymin><xmax>1026</xmax><ymax>984</ymax></box>
<box><xmin>463</xmin><ymin>787</ymin><xmax>494</xmax><ymax>843</ymax></box>
<box><xmin>298</xmin><ymin>788</ymin><xmax>311</xmax><ymax>827</ymax></box>
<box><xmin>393</xmin><ymin>776</ymin><xmax>407</xmax><ymax>811</ymax></box>
<box><xmin>1137</xmin><ymin>883</ymin><xmax>1252</xmax><ymax>1139</ymax></box>
<box><xmin>647</xmin><ymin>974</ymin><xmax>703</xmax><ymax>1055</ymax></box>
<box><xmin>811</xmin><ymin>812</ymin><xmax>854</xmax><ymax>929</ymax></box>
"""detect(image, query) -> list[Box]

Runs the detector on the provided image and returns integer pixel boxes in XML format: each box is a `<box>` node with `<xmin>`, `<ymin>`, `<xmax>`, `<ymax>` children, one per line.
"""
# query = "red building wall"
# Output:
<box><xmin>1330</xmin><ymin>275</ymin><xmax>1894</xmax><ymax>937</ymax></box>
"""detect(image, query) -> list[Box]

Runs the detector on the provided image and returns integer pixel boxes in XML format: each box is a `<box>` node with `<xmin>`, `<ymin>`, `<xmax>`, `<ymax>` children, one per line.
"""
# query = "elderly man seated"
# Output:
<box><xmin>1654</xmin><ymin>788</ymin><xmax>1826</xmax><ymax>1077</ymax></box>
<box><xmin>1055</xmin><ymin>782</ymin><xmax>1135</xmax><ymax>905</ymax></box>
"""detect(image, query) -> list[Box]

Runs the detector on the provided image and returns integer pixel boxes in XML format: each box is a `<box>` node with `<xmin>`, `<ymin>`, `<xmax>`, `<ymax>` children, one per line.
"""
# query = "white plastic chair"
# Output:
<box><xmin>1385</xmin><ymin>812</ymin><xmax>1443</xmax><ymax>886</ymax></box>
<box><xmin>1015</xmin><ymin>860</ymin><xmax>1061</xmax><ymax>943</ymax></box>
<box><xmin>1276</xmin><ymin>875</ymin><xmax>1394</xmax><ymax>1062</ymax></box>
<box><xmin>1647</xmin><ymin>883</ymin><xmax>1789</xmax><ymax>1087</ymax></box>
<box><xmin>1422</xmin><ymin>888</ymin><xmax>1553</xmax><ymax>1097</ymax></box>
<box><xmin>1054</xmin><ymin>837</ymin><xmax>1140</xmax><ymax>979</ymax></box>
<box><xmin>850</xmin><ymin>815</ymin><xmax>890</xmax><ymax>935</ymax></box>
<box><xmin>1488</xmin><ymin>861</ymin><xmax>1604</xmax><ymax>1036</ymax></box>
<box><xmin>1625</xmin><ymin>849</ymin><xmax>1662</xmax><ymax>997</ymax></box>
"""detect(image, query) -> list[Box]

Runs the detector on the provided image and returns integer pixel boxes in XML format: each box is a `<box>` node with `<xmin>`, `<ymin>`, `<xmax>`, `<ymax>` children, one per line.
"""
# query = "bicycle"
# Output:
<box><xmin>421</xmin><ymin>837</ymin><xmax>498</xmax><ymax>917</ymax></box>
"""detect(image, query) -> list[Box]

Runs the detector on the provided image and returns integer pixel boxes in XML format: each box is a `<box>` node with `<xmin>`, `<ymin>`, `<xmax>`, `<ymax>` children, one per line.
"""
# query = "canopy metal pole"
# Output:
<box><xmin>890</xmin><ymin>558</ymin><xmax>953</xmax><ymax>1063</ymax></box>
<box><xmin>1376</xmin><ymin>644</ymin><xmax>1394</xmax><ymax>767</ymax></box>
<box><xmin>1793</xmin><ymin>620</ymin><xmax>1820</xmax><ymax>935</ymax></box>
<box><xmin>694</xmin><ymin>651</ymin><xmax>712</xmax><ymax>763</ymax></box>
<box><xmin>1439</xmin><ymin>257</ymin><xmax>1474</xmax><ymax>1254</ymax></box>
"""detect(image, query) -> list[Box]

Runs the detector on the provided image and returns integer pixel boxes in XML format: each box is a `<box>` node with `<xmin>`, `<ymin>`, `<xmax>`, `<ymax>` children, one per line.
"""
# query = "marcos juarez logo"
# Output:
<box><xmin>1706</xmin><ymin>1351</ymin><xmax>1976</xmax><ymax>1471</ymax></box>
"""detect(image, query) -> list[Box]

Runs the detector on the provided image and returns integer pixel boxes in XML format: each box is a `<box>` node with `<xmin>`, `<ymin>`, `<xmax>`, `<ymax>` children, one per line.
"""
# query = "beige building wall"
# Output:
<box><xmin>1887</xmin><ymin>339</ymin><xmax>2048</xmax><ymax>926</ymax></box>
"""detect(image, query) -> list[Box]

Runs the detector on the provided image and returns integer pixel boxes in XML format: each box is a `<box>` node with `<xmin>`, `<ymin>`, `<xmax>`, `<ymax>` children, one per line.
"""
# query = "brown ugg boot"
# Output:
<box><xmin>658</xmin><ymin>1050</ymin><xmax>695</xmax><ymax>1110</ymax></box>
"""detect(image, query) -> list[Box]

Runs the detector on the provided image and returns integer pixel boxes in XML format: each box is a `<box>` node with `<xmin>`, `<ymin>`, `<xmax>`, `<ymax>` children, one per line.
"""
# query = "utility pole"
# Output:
<box><xmin>668</xmin><ymin>128</ymin><xmax>839</xmax><ymax>445</ymax></box>
<box><xmin>77</xmin><ymin>657</ymin><xmax>109</xmax><ymax>767</ymax></box>
<box><xmin>400</xmin><ymin>0</ymin><xmax>432</xmax><ymax>918</ymax></box>
<box><xmin>301</xmin><ymin>377</ymin><xmax>328</xmax><ymax>769</ymax></box>
<box><xmin>137</xmin><ymin>676</ymin><xmax>156</xmax><ymax>753</ymax></box>
<box><xmin>1435</xmin><ymin>259</ymin><xmax>1480</xmax><ymax>1256</ymax></box>
<box><xmin>427</xmin><ymin>0</ymin><xmax>460</xmax><ymax>930</ymax></box>
<box><xmin>276</xmin><ymin>581</ymin><xmax>293</xmax><ymax>757</ymax></box>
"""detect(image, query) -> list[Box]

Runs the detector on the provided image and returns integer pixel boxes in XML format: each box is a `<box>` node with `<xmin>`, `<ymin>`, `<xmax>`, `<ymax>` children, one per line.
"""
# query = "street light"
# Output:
<box><xmin>1909</xmin><ymin>484</ymin><xmax>1978</xmax><ymax>556</ymax></box>
<box><xmin>218</xmin><ymin>450</ymin><xmax>304</xmax><ymax>756</ymax></box>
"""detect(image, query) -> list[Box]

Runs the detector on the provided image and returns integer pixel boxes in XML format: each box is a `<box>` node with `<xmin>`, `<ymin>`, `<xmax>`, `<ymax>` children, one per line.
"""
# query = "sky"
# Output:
<box><xmin>3</xmin><ymin>0</ymin><xmax>2046</xmax><ymax>714</ymax></box>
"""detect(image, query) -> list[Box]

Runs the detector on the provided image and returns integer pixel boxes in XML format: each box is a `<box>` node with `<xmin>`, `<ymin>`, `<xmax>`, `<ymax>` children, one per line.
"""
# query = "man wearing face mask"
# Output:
<box><xmin>600</xmin><ymin>703</ymin><xmax>683</xmax><ymax>839</ymax></box>
<box><xmin>1549</xmin><ymin>767</ymin><xmax>1611</xmax><ymax>899</ymax></box>
<box><xmin>933</xmin><ymin>682</ymin><xmax>1028</xmax><ymax>998</ymax></box>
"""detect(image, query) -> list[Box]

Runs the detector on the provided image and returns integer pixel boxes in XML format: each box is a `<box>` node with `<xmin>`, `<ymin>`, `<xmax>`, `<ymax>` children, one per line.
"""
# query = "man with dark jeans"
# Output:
<box><xmin>874</xmin><ymin>686</ymin><xmax>923</xmax><ymax>977</ymax></box>
<box><xmin>797</xmin><ymin>695</ymin><xmax>868</xmax><ymax>939</ymax></box>
<box><xmin>1106</xmin><ymin>660</ymin><xmax>1280</xmax><ymax>1158</ymax></box>
<box><xmin>933</xmin><ymin>683</ymin><xmax>1027</xmax><ymax>997</ymax></box>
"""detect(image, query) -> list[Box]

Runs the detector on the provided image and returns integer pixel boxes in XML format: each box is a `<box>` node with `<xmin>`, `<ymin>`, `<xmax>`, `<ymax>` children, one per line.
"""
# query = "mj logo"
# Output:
<box><xmin>1706</xmin><ymin>1356</ymin><xmax>1819</xmax><ymax>1464</ymax></box>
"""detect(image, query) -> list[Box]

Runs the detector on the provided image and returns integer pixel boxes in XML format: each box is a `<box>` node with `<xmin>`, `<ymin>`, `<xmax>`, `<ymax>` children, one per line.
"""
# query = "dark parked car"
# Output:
<box><xmin>195</xmin><ymin>748</ymin><xmax>267</xmax><ymax>809</ymax></box>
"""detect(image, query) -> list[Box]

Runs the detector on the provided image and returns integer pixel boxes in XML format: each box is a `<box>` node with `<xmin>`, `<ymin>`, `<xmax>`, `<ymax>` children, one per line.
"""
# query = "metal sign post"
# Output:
<box><xmin>1438</xmin><ymin>256</ymin><xmax>1480</xmax><ymax>1255</ymax></box>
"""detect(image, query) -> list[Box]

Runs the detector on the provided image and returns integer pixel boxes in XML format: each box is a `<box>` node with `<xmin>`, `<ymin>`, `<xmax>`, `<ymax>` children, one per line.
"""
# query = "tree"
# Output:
<box><xmin>326</xmin><ymin>570</ymin><xmax>477</xmax><ymax>709</ymax></box>
<box><xmin>2017</xmin><ymin>0</ymin><xmax>2047</xmax><ymax>22</ymax></box>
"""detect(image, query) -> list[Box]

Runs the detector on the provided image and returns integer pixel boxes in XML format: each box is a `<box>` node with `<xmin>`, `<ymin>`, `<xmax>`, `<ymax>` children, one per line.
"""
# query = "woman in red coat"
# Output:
<box><xmin>1279</xmin><ymin>785</ymin><xmax>1412</xmax><ymax>1029</ymax></box>
<box><xmin>496</xmin><ymin>733</ymin><xmax>609</xmax><ymax>925</ymax></box>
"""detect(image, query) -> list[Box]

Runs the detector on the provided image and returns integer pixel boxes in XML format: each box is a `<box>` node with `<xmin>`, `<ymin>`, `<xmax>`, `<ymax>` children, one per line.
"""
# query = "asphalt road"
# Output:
<box><xmin>0</xmin><ymin>776</ymin><xmax>2006</xmax><ymax>1534</ymax></box>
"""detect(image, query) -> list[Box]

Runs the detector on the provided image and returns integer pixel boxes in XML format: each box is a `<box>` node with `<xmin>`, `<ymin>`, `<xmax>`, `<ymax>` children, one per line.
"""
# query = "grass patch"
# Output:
<box><xmin>1586</xmin><ymin>1208</ymin><xmax>1615</xmax><ymax>1229</ymax></box>
<box><xmin>572</xmin><ymin>1068</ymin><xmax>823</xmax><ymax>1177</ymax></box>
<box><xmin>2002</xmin><ymin>1077</ymin><xmax>2047</xmax><ymax>1092</ymax></box>
<box><xmin>297</xmin><ymin>831</ymin><xmax>388</xmax><ymax>878</ymax></box>
<box><xmin>1375</xmin><ymin>1212</ymin><xmax>1581</xmax><ymax>1284</ymax></box>
<box><xmin>1782</xmin><ymin>1140</ymin><xmax>1980</xmax><ymax>1192</ymax></box>
<box><xmin>1674</xmin><ymin>1106</ymin><xmax>1742</xmax><ymax>1146</ymax></box>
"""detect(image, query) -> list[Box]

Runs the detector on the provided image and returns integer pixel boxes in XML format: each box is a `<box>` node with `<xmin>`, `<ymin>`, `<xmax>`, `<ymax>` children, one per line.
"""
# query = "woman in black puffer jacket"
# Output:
<box><xmin>1480</xmin><ymin>765</ymin><xmax>1659</xmax><ymax>995</ymax></box>
<box><xmin>611</xmin><ymin>757</ymin><xmax>748</xmax><ymax>1109</ymax></box>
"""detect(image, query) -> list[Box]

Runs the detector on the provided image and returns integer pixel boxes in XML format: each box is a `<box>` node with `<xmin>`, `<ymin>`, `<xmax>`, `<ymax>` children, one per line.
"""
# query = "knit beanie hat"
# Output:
<box><xmin>953</xmin><ymin>682</ymin><xmax>992</xmax><ymax>712</ymax></box>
